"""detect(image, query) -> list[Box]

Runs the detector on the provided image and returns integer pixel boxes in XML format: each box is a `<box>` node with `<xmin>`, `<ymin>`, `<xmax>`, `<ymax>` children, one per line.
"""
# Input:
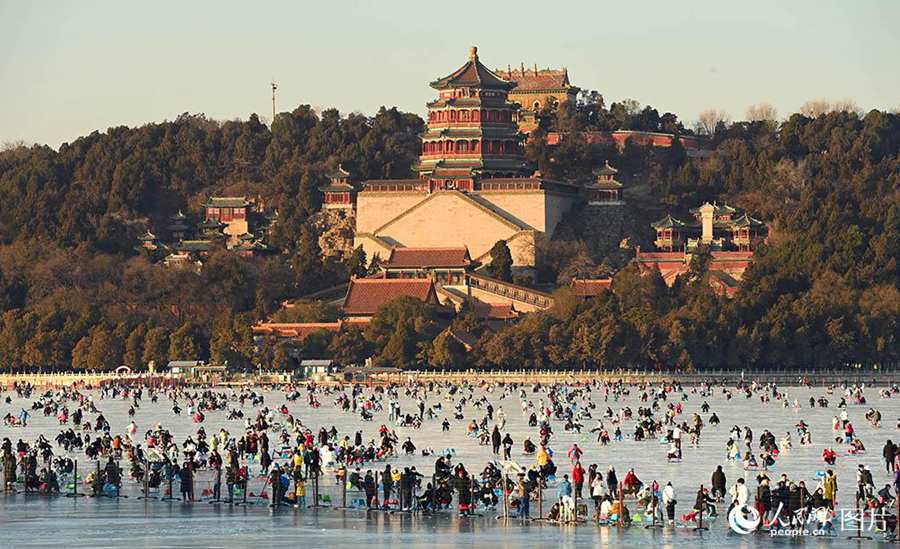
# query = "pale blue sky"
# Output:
<box><xmin>1</xmin><ymin>0</ymin><xmax>898</xmax><ymax>147</ymax></box>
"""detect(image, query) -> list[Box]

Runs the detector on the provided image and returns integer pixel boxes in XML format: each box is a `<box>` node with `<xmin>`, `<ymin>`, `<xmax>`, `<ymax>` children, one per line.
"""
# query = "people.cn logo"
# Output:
<box><xmin>728</xmin><ymin>504</ymin><xmax>761</xmax><ymax>535</ymax></box>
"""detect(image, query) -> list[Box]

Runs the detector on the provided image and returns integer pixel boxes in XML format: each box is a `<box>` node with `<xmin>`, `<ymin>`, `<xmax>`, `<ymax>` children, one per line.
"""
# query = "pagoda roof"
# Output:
<box><xmin>198</xmin><ymin>219</ymin><xmax>225</xmax><ymax>229</ymax></box>
<box><xmin>167</xmin><ymin>215</ymin><xmax>190</xmax><ymax>230</ymax></box>
<box><xmin>430</xmin><ymin>166</ymin><xmax>484</xmax><ymax>176</ymax></box>
<box><xmin>731</xmin><ymin>213</ymin><xmax>765</xmax><ymax>227</ymax></box>
<box><xmin>597</xmin><ymin>160</ymin><xmax>618</xmax><ymax>176</ymax></box>
<box><xmin>651</xmin><ymin>214</ymin><xmax>692</xmax><ymax>229</ymax></box>
<box><xmin>233</xmin><ymin>240</ymin><xmax>272</xmax><ymax>252</ymax></box>
<box><xmin>497</xmin><ymin>66</ymin><xmax>579</xmax><ymax>93</ymax></box>
<box><xmin>139</xmin><ymin>230</ymin><xmax>156</xmax><ymax>241</ymax></box>
<box><xmin>473</xmin><ymin>301</ymin><xmax>518</xmax><ymax>321</ymax></box>
<box><xmin>318</xmin><ymin>182</ymin><xmax>356</xmax><ymax>193</ymax></box>
<box><xmin>430</xmin><ymin>47</ymin><xmax>514</xmax><ymax>91</ymax></box>
<box><xmin>422</xmin><ymin>127</ymin><xmax>520</xmax><ymax>139</ymax></box>
<box><xmin>384</xmin><ymin>247</ymin><xmax>473</xmax><ymax>269</ymax></box>
<box><xmin>589</xmin><ymin>179</ymin><xmax>623</xmax><ymax>190</ymax></box>
<box><xmin>175</xmin><ymin>240</ymin><xmax>214</xmax><ymax>252</ymax></box>
<box><xmin>327</xmin><ymin>164</ymin><xmax>350</xmax><ymax>179</ymax></box>
<box><xmin>341</xmin><ymin>277</ymin><xmax>439</xmax><ymax>316</ymax></box>
<box><xmin>427</xmin><ymin>97</ymin><xmax>488</xmax><ymax>108</ymax></box>
<box><xmin>689</xmin><ymin>201</ymin><xmax>738</xmax><ymax>215</ymax></box>
<box><xmin>204</xmin><ymin>196</ymin><xmax>250</xmax><ymax>208</ymax></box>
<box><xmin>570</xmin><ymin>278</ymin><xmax>613</xmax><ymax>297</ymax></box>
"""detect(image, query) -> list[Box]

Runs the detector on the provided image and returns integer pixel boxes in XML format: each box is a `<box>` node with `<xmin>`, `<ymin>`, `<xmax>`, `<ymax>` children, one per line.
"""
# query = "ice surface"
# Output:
<box><xmin>1</xmin><ymin>383</ymin><xmax>896</xmax><ymax>547</ymax></box>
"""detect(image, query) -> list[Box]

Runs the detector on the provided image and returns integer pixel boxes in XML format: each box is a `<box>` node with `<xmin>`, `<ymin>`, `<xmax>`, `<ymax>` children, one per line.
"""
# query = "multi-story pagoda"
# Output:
<box><xmin>352</xmin><ymin>47</ymin><xmax>580</xmax><ymax>271</ymax></box>
<box><xmin>585</xmin><ymin>160</ymin><xmax>624</xmax><ymax>205</ymax></box>
<box><xmin>318</xmin><ymin>165</ymin><xmax>356</xmax><ymax>210</ymax></box>
<box><xmin>418</xmin><ymin>46</ymin><xmax>527</xmax><ymax>190</ymax></box>
<box><xmin>166</xmin><ymin>211</ymin><xmax>190</xmax><ymax>242</ymax></box>
<box><xmin>138</xmin><ymin>230</ymin><xmax>160</xmax><ymax>252</ymax></box>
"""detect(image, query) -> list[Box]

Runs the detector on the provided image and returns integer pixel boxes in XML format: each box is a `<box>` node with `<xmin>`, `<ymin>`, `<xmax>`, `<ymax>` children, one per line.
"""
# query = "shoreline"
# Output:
<box><xmin>2</xmin><ymin>368</ymin><xmax>899</xmax><ymax>389</ymax></box>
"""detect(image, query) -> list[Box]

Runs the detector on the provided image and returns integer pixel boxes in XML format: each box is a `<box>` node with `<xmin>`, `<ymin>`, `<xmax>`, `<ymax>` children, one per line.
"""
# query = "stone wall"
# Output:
<box><xmin>355</xmin><ymin>192</ymin><xmax>424</xmax><ymax>234</ymax></box>
<box><xmin>353</xmin><ymin>190</ymin><xmax>574</xmax><ymax>268</ymax></box>
<box><xmin>365</xmin><ymin>192</ymin><xmax>521</xmax><ymax>261</ymax></box>
<box><xmin>581</xmin><ymin>203</ymin><xmax>628</xmax><ymax>261</ymax></box>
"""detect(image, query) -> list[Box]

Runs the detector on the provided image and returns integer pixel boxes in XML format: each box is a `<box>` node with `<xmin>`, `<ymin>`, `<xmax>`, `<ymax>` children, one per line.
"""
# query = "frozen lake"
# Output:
<box><xmin>2</xmin><ymin>382</ymin><xmax>898</xmax><ymax>547</ymax></box>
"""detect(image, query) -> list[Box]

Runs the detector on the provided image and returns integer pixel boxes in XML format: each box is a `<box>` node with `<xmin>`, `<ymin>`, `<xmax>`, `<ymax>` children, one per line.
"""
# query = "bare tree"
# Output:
<box><xmin>799</xmin><ymin>99</ymin><xmax>831</xmax><ymax>118</ymax></box>
<box><xmin>696</xmin><ymin>109</ymin><xmax>730</xmax><ymax>136</ymax></box>
<box><xmin>1</xmin><ymin>139</ymin><xmax>28</xmax><ymax>152</ymax></box>
<box><xmin>745</xmin><ymin>103</ymin><xmax>778</xmax><ymax>123</ymax></box>
<box><xmin>831</xmin><ymin>98</ymin><xmax>862</xmax><ymax>116</ymax></box>
<box><xmin>800</xmin><ymin>98</ymin><xmax>863</xmax><ymax>118</ymax></box>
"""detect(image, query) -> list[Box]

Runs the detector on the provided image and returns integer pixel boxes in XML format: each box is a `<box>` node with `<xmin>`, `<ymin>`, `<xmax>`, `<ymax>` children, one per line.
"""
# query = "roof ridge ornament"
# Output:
<box><xmin>470</xmin><ymin>46</ymin><xmax>478</xmax><ymax>61</ymax></box>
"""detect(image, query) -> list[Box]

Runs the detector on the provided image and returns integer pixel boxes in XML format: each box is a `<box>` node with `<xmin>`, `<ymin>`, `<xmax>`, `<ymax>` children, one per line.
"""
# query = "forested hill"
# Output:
<box><xmin>500</xmin><ymin>108</ymin><xmax>900</xmax><ymax>370</ymax></box>
<box><xmin>0</xmin><ymin>107</ymin><xmax>423</xmax><ymax>251</ymax></box>
<box><xmin>0</xmin><ymin>104</ymin><xmax>898</xmax><ymax>372</ymax></box>
<box><xmin>0</xmin><ymin>106</ymin><xmax>423</xmax><ymax>371</ymax></box>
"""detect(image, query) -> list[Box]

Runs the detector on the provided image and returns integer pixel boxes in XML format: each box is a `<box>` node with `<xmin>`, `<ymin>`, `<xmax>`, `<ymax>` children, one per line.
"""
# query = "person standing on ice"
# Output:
<box><xmin>517</xmin><ymin>473</ymin><xmax>530</xmax><ymax>519</ymax></box>
<box><xmin>557</xmin><ymin>474</ymin><xmax>573</xmax><ymax>502</ymax></box>
<box><xmin>728</xmin><ymin>477</ymin><xmax>748</xmax><ymax>513</ymax></box>
<box><xmin>496</xmin><ymin>407</ymin><xmax>506</xmax><ymax>430</ymax></box>
<box><xmin>491</xmin><ymin>426</ymin><xmax>502</xmax><ymax>455</ymax></box>
<box><xmin>572</xmin><ymin>462</ymin><xmax>585</xmax><ymax>499</ymax></box>
<box><xmin>662</xmin><ymin>481</ymin><xmax>676</xmax><ymax>525</ymax></box>
<box><xmin>502</xmin><ymin>433</ymin><xmax>514</xmax><ymax>460</ymax></box>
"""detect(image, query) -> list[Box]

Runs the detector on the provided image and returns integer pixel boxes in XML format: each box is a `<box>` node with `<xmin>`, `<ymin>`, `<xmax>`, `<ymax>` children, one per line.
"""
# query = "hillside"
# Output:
<box><xmin>0</xmin><ymin>103</ymin><xmax>897</xmax><ymax>371</ymax></box>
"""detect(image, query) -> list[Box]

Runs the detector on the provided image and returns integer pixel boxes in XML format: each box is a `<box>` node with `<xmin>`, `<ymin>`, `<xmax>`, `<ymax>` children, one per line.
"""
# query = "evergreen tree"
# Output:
<box><xmin>123</xmin><ymin>323</ymin><xmax>147</xmax><ymax>369</ymax></box>
<box><xmin>486</xmin><ymin>240</ymin><xmax>513</xmax><ymax>282</ymax></box>
<box><xmin>428</xmin><ymin>330</ymin><xmax>467</xmax><ymax>369</ymax></box>
<box><xmin>168</xmin><ymin>322</ymin><xmax>199</xmax><ymax>360</ymax></box>
<box><xmin>142</xmin><ymin>327</ymin><xmax>169</xmax><ymax>370</ymax></box>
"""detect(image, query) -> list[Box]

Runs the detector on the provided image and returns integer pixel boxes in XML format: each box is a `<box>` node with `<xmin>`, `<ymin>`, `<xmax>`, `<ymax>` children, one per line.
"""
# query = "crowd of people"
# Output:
<box><xmin>3</xmin><ymin>378</ymin><xmax>900</xmax><ymax>539</ymax></box>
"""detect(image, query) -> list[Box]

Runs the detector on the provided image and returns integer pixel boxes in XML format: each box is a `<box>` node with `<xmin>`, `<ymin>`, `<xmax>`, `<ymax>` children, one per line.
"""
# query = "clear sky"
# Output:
<box><xmin>2</xmin><ymin>0</ymin><xmax>898</xmax><ymax>148</ymax></box>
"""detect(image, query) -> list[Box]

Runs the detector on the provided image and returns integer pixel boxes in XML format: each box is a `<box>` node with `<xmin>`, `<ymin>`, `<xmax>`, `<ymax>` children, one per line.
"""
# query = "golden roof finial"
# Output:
<box><xmin>469</xmin><ymin>46</ymin><xmax>478</xmax><ymax>61</ymax></box>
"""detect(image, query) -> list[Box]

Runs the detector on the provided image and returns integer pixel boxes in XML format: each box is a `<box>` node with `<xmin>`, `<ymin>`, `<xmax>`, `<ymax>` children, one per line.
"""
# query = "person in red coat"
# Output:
<box><xmin>572</xmin><ymin>461</ymin><xmax>585</xmax><ymax>499</ymax></box>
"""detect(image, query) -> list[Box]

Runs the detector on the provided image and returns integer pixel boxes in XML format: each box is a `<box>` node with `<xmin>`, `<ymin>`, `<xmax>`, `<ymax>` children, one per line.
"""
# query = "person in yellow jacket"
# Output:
<box><xmin>823</xmin><ymin>469</ymin><xmax>838</xmax><ymax>509</ymax></box>
<box><xmin>294</xmin><ymin>477</ymin><xmax>305</xmax><ymax>507</ymax></box>
<box><xmin>292</xmin><ymin>449</ymin><xmax>304</xmax><ymax>480</ymax></box>
<box><xmin>537</xmin><ymin>445</ymin><xmax>550</xmax><ymax>467</ymax></box>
